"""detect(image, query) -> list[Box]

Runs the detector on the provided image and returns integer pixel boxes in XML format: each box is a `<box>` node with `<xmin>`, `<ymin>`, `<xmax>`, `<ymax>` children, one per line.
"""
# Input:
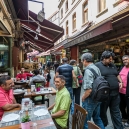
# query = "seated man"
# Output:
<box><xmin>16</xmin><ymin>68</ymin><xmax>33</xmax><ymax>81</ymax></box>
<box><xmin>0</xmin><ymin>75</ymin><xmax>21</xmax><ymax>120</ymax></box>
<box><xmin>29</xmin><ymin>69</ymin><xmax>46</xmax><ymax>86</ymax></box>
<box><xmin>48</xmin><ymin>75</ymin><xmax>71</xmax><ymax>129</ymax></box>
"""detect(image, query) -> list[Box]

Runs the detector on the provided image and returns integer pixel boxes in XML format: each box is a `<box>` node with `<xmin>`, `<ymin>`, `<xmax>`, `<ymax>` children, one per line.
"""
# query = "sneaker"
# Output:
<box><xmin>122</xmin><ymin>118</ymin><xmax>128</xmax><ymax>122</ymax></box>
<box><xmin>124</xmin><ymin>122</ymin><xmax>129</xmax><ymax>127</ymax></box>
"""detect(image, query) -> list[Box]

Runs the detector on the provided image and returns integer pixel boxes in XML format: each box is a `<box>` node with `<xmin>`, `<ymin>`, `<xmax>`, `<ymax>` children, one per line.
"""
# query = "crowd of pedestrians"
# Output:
<box><xmin>52</xmin><ymin>51</ymin><xmax>129</xmax><ymax>129</ymax></box>
<box><xmin>0</xmin><ymin>51</ymin><xmax>129</xmax><ymax>129</ymax></box>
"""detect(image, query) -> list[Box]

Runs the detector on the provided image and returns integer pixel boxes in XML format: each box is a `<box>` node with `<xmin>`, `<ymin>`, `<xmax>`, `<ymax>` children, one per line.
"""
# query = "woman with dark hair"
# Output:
<box><xmin>70</xmin><ymin>59</ymin><xmax>82</xmax><ymax>105</ymax></box>
<box><xmin>95</xmin><ymin>51</ymin><xmax>123</xmax><ymax>129</ymax></box>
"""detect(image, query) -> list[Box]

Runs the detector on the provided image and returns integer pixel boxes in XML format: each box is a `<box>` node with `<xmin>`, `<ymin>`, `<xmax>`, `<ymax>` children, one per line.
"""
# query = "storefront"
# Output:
<box><xmin>0</xmin><ymin>0</ymin><xmax>15</xmax><ymax>77</ymax></box>
<box><xmin>64</xmin><ymin>7</ymin><xmax>129</xmax><ymax>70</ymax></box>
<box><xmin>0</xmin><ymin>37</ymin><xmax>14</xmax><ymax>76</ymax></box>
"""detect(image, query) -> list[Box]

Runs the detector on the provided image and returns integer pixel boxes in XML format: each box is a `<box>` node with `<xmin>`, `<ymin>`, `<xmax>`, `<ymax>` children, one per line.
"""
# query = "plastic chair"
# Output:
<box><xmin>72</xmin><ymin>103</ymin><xmax>88</xmax><ymax>129</ymax></box>
<box><xmin>87</xmin><ymin>121</ymin><xmax>100</xmax><ymax>129</ymax></box>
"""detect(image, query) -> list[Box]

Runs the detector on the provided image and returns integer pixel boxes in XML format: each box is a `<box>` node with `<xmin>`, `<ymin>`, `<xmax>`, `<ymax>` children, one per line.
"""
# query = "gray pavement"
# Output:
<box><xmin>47</xmin><ymin>70</ymin><xmax>126</xmax><ymax>129</ymax></box>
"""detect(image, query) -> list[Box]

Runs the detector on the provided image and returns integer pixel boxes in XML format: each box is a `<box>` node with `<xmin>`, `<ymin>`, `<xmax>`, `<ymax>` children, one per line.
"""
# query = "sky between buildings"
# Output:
<box><xmin>28</xmin><ymin>0</ymin><xmax>58</xmax><ymax>19</ymax></box>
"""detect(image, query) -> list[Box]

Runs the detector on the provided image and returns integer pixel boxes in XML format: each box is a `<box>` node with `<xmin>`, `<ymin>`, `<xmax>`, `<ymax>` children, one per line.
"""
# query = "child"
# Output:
<box><xmin>44</xmin><ymin>68</ymin><xmax>51</xmax><ymax>87</ymax></box>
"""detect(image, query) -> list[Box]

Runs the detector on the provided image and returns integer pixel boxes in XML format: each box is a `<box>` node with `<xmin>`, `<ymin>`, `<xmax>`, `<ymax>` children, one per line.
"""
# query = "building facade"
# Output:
<box><xmin>57</xmin><ymin>0</ymin><xmax>129</xmax><ymax>64</ymax></box>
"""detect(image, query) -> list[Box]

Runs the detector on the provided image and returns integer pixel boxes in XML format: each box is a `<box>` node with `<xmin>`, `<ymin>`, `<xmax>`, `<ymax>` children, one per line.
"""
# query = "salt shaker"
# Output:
<box><xmin>32</xmin><ymin>123</ymin><xmax>37</xmax><ymax>129</ymax></box>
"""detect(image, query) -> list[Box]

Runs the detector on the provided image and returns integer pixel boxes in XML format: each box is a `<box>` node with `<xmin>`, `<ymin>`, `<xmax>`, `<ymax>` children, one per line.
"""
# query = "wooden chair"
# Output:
<box><xmin>72</xmin><ymin>103</ymin><xmax>88</xmax><ymax>129</ymax></box>
<box><xmin>14</xmin><ymin>92</ymin><xmax>25</xmax><ymax>104</ymax></box>
<box><xmin>66</xmin><ymin>103</ymin><xmax>71</xmax><ymax>129</ymax></box>
<box><xmin>87</xmin><ymin>121</ymin><xmax>100</xmax><ymax>129</ymax></box>
<box><xmin>14</xmin><ymin>82</ymin><xmax>28</xmax><ymax>89</ymax></box>
<box><xmin>33</xmin><ymin>80</ymin><xmax>49</xmax><ymax>107</ymax></box>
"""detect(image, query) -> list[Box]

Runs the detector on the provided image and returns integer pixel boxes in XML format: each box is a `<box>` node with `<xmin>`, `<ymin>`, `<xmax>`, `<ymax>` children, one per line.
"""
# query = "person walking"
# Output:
<box><xmin>70</xmin><ymin>59</ymin><xmax>82</xmax><ymax>105</ymax></box>
<box><xmin>95</xmin><ymin>51</ymin><xmax>123</xmax><ymax>129</ymax></box>
<box><xmin>44</xmin><ymin>69</ymin><xmax>51</xmax><ymax>87</ymax></box>
<box><xmin>46</xmin><ymin>59</ymin><xmax>51</xmax><ymax>70</ymax></box>
<box><xmin>119</xmin><ymin>55</ymin><xmax>129</xmax><ymax>127</ymax></box>
<box><xmin>81</xmin><ymin>53</ymin><xmax>105</xmax><ymax>129</ymax></box>
<box><xmin>38</xmin><ymin>63</ymin><xmax>43</xmax><ymax>75</ymax></box>
<box><xmin>53</xmin><ymin>61</ymin><xmax>59</xmax><ymax>73</ymax></box>
<box><xmin>55</xmin><ymin>57</ymin><xmax>77</xmax><ymax>114</ymax></box>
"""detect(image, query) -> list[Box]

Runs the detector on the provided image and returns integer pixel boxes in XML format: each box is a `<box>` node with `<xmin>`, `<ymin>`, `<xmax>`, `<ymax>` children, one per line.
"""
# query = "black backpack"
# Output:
<box><xmin>87</xmin><ymin>68</ymin><xmax>110</xmax><ymax>102</ymax></box>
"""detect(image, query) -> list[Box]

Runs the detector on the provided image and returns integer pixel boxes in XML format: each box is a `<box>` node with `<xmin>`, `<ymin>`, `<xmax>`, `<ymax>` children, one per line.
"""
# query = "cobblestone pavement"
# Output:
<box><xmin>48</xmin><ymin>70</ymin><xmax>129</xmax><ymax>129</ymax></box>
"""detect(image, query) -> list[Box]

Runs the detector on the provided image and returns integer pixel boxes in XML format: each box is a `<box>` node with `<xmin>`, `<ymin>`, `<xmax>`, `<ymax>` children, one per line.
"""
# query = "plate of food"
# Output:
<box><xmin>13</xmin><ymin>89</ymin><xmax>24</xmax><ymax>93</ymax></box>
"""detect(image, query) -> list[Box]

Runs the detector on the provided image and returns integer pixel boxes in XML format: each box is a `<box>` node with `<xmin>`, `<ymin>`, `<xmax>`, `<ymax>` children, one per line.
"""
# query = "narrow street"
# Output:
<box><xmin>1</xmin><ymin>0</ymin><xmax>129</xmax><ymax>129</ymax></box>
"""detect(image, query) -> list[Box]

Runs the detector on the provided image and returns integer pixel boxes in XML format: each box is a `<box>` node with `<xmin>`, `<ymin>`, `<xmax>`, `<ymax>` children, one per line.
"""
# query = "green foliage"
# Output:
<box><xmin>21</xmin><ymin>115</ymin><xmax>30</xmax><ymax>123</ymax></box>
<box><xmin>36</xmin><ymin>83</ymin><xmax>41</xmax><ymax>87</ymax></box>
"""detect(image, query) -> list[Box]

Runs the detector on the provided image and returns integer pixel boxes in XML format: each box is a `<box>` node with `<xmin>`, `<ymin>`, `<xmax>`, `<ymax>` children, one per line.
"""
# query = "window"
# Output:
<box><xmin>98</xmin><ymin>0</ymin><xmax>106</xmax><ymax>13</ymax></box>
<box><xmin>83</xmin><ymin>1</ymin><xmax>88</xmax><ymax>24</ymax></box>
<box><xmin>61</xmin><ymin>8</ymin><xmax>63</xmax><ymax>18</ymax></box>
<box><xmin>65</xmin><ymin>0</ymin><xmax>68</xmax><ymax>12</ymax></box>
<box><xmin>72</xmin><ymin>13</ymin><xmax>76</xmax><ymax>30</ymax></box>
<box><xmin>66</xmin><ymin>21</ymin><xmax>69</xmax><ymax>35</ymax></box>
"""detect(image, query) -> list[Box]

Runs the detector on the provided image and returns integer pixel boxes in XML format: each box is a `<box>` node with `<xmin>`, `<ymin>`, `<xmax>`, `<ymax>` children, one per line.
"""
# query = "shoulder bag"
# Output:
<box><xmin>77</xmin><ymin>67</ymin><xmax>83</xmax><ymax>85</ymax></box>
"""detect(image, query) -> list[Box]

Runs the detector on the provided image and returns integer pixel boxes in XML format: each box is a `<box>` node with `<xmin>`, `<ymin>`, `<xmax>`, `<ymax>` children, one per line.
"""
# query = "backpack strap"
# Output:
<box><xmin>87</xmin><ymin>68</ymin><xmax>99</xmax><ymax>78</ymax></box>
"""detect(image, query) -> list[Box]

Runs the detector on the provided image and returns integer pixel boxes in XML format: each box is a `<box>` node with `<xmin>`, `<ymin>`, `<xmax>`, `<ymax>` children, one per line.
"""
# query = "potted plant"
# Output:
<box><xmin>21</xmin><ymin>115</ymin><xmax>30</xmax><ymax>129</ymax></box>
<box><xmin>36</xmin><ymin>83</ymin><xmax>41</xmax><ymax>91</ymax></box>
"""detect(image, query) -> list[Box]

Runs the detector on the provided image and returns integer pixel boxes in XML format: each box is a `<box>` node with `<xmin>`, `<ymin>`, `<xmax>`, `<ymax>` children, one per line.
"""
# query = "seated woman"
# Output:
<box><xmin>29</xmin><ymin>69</ymin><xmax>46</xmax><ymax>86</ymax></box>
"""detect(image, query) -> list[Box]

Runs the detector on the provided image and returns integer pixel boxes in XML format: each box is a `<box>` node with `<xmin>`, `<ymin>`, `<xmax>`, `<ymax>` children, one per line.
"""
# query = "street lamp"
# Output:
<box><xmin>37</xmin><ymin>8</ymin><xmax>45</xmax><ymax>22</ymax></box>
<box><xmin>28</xmin><ymin>0</ymin><xmax>45</xmax><ymax>22</ymax></box>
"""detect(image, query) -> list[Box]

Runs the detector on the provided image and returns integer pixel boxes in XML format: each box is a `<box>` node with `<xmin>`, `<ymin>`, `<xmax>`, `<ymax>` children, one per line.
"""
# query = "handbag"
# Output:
<box><xmin>77</xmin><ymin>67</ymin><xmax>83</xmax><ymax>85</ymax></box>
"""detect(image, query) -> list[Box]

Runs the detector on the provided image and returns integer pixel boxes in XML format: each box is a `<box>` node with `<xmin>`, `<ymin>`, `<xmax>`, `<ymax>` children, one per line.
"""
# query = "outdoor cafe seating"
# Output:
<box><xmin>13</xmin><ymin>83</ymin><xmax>56</xmax><ymax>106</ymax></box>
<box><xmin>0</xmin><ymin>104</ymin><xmax>56</xmax><ymax>129</ymax></box>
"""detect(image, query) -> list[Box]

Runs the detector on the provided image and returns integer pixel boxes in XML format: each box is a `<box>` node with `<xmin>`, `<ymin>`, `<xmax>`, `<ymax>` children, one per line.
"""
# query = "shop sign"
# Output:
<box><xmin>65</xmin><ymin>32</ymin><xmax>93</xmax><ymax>48</ymax></box>
<box><xmin>62</xmin><ymin>49</ymin><xmax>66</xmax><ymax>58</ymax></box>
<box><xmin>64</xmin><ymin>21</ymin><xmax>112</xmax><ymax>48</ymax></box>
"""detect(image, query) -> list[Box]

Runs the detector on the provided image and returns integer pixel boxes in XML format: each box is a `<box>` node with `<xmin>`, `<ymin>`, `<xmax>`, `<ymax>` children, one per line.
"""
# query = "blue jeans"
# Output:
<box><xmin>66</xmin><ymin>87</ymin><xmax>74</xmax><ymax>115</ymax></box>
<box><xmin>82</xmin><ymin>97</ymin><xmax>105</xmax><ymax>129</ymax></box>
